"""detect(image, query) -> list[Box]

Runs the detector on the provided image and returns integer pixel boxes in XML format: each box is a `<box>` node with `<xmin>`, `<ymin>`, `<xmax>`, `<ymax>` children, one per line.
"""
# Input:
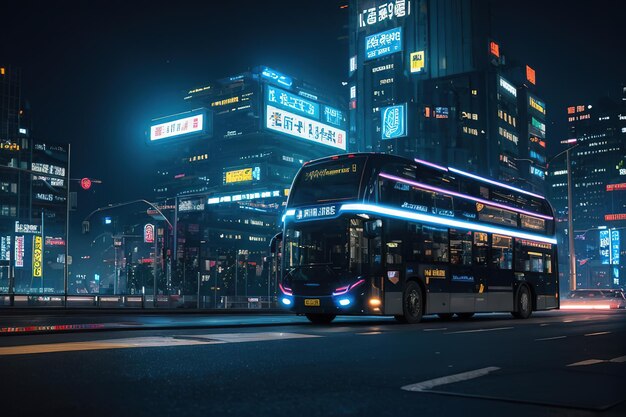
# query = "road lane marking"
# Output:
<box><xmin>445</xmin><ymin>327</ymin><xmax>513</xmax><ymax>335</ymax></box>
<box><xmin>567</xmin><ymin>355</ymin><xmax>626</xmax><ymax>367</ymax></box>
<box><xmin>539</xmin><ymin>323</ymin><xmax>550</xmax><ymax>327</ymax></box>
<box><xmin>357</xmin><ymin>331</ymin><xmax>383</xmax><ymax>335</ymax></box>
<box><xmin>423</xmin><ymin>328</ymin><xmax>447</xmax><ymax>332</ymax></box>
<box><xmin>402</xmin><ymin>367</ymin><xmax>501</xmax><ymax>392</ymax></box>
<box><xmin>0</xmin><ymin>332</ymin><xmax>319</xmax><ymax>356</ymax></box>
<box><xmin>584</xmin><ymin>331</ymin><xmax>611</xmax><ymax>337</ymax></box>
<box><xmin>535</xmin><ymin>336</ymin><xmax>566</xmax><ymax>341</ymax></box>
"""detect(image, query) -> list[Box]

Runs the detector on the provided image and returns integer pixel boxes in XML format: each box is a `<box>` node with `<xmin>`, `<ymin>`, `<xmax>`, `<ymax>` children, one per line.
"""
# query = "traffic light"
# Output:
<box><xmin>82</xmin><ymin>220</ymin><xmax>90</xmax><ymax>234</ymax></box>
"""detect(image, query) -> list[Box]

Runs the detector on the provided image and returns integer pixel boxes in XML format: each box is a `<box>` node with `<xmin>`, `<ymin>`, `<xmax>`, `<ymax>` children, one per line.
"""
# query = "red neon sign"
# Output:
<box><xmin>489</xmin><ymin>41</ymin><xmax>500</xmax><ymax>58</ymax></box>
<box><xmin>144</xmin><ymin>224</ymin><xmax>155</xmax><ymax>243</ymax></box>
<box><xmin>80</xmin><ymin>177</ymin><xmax>92</xmax><ymax>190</ymax></box>
<box><xmin>605</xmin><ymin>213</ymin><xmax>626</xmax><ymax>221</ymax></box>
<box><xmin>526</xmin><ymin>65</ymin><xmax>536</xmax><ymax>85</ymax></box>
<box><xmin>606</xmin><ymin>183</ymin><xmax>626</xmax><ymax>192</ymax></box>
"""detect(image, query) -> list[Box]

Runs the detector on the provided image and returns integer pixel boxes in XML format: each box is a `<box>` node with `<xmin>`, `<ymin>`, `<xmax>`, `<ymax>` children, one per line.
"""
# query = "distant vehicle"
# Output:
<box><xmin>272</xmin><ymin>153</ymin><xmax>559</xmax><ymax>324</ymax></box>
<box><xmin>561</xmin><ymin>289</ymin><xmax>626</xmax><ymax>310</ymax></box>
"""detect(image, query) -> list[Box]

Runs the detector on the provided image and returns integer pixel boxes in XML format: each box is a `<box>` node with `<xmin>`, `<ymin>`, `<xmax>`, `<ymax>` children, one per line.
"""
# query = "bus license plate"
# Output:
<box><xmin>304</xmin><ymin>299</ymin><xmax>320</xmax><ymax>307</ymax></box>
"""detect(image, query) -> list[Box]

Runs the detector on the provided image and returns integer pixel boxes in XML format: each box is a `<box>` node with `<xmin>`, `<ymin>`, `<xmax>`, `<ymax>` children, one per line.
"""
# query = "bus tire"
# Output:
<box><xmin>401</xmin><ymin>281</ymin><xmax>423</xmax><ymax>324</ymax></box>
<box><xmin>305</xmin><ymin>313</ymin><xmax>336</xmax><ymax>324</ymax></box>
<box><xmin>437</xmin><ymin>313</ymin><xmax>454</xmax><ymax>320</ymax></box>
<box><xmin>511</xmin><ymin>285</ymin><xmax>532</xmax><ymax>319</ymax></box>
<box><xmin>456</xmin><ymin>312</ymin><xmax>474</xmax><ymax>319</ymax></box>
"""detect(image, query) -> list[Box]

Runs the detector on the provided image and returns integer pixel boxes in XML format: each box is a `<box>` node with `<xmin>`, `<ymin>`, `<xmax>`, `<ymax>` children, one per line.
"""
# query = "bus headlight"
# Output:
<box><xmin>339</xmin><ymin>298</ymin><xmax>351</xmax><ymax>306</ymax></box>
<box><xmin>281</xmin><ymin>297</ymin><xmax>292</xmax><ymax>306</ymax></box>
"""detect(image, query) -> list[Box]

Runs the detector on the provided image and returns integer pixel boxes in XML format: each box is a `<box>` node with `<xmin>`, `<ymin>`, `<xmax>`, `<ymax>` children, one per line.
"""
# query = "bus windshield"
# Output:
<box><xmin>283</xmin><ymin>218</ymin><xmax>368</xmax><ymax>282</ymax></box>
<box><xmin>288</xmin><ymin>156</ymin><xmax>367</xmax><ymax>206</ymax></box>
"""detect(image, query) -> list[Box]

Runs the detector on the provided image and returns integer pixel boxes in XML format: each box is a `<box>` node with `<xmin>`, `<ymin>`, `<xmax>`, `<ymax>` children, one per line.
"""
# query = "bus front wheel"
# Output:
<box><xmin>511</xmin><ymin>285</ymin><xmax>532</xmax><ymax>319</ymax></box>
<box><xmin>397</xmin><ymin>281</ymin><xmax>423</xmax><ymax>324</ymax></box>
<box><xmin>305</xmin><ymin>314</ymin><xmax>336</xmax><ymax>324</ymax></box>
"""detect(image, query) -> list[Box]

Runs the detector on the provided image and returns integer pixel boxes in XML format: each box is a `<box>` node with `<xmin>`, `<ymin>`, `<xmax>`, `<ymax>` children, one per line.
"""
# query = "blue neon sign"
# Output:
<box><xmin>261</xmin><ymin>67</ymin><xmax>293</xmax><ymax>88</ymax></box>
<box><xmin>266</xmin><ymin>85</ymin><xmax>319</xmax><ymax>119</ymax></box>
<box><xmin>323</xmin><ymin>105</ymin><xmax>344</xmax><ymax>127</ymax></box>
<box><xmin>381</xmin><ymin>103</ymin><xmax>407</xmax><ymax>140</ymax></box>
<box><xmin>600</xmin><ymin>230</ymin><xmax>610</xmax><ymax>265</ymax></box>
<box><xmin>611</xmin><ymin>229</ymin><xmax>620</xmax><ymax>265</ymax></box>
<box><xmin>365</xmin><ymin>27</ymin><xmax>403</xmax><ymax>61</ymax></box>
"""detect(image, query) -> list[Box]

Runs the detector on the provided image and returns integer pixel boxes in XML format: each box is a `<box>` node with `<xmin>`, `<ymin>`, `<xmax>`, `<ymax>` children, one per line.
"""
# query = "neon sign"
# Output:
<box><xmin>266</xmin><ymin>85</ymin><xmax>319</xmax><ymax>119</ymax></box>
<box><xmin>261</xmin><ymin>67</ymin><xmax>292</xmax><ymax>88</ymax></box>
<box><xmin>381</xmin><ymin>103</ymin><xmax>407</xmax><ymax>139</ymax></box>
<box><xmin>150</xmin><ymin>111</ymin><xmax>206</xmax><ymax>142</ymax></box>
<box><xmin>365</xmin><ymin>27</ymin><xmax>403</xmax><ymax>60</ymax></box>
<box><xmin>358</xmin><ymin>0</ymin><xmax>410</xmax><ymax>28</ymax></box>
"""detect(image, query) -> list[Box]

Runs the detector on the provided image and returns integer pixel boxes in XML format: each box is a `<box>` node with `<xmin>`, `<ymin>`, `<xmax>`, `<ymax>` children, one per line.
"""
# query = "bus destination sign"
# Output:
<box><xmin>295</xmin><ymin>205</ymin><xmax>339</xmax><ymax>221</ymax></box>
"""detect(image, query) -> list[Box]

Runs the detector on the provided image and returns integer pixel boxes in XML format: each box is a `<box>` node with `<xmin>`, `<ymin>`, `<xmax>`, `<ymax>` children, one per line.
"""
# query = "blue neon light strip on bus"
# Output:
<box><xmin>379</xmin><ymin>172</ymin><xmax>553</xmax><ymax>220</ymax></box>
<box><xmin>447</xmin><ymin>167</ymin><xmax>545</xmax><ymax>200</ymax></box>
<box><xmin>338</xmin><ymin>203</ymin><xmax>557</xmax><ymax>245</ymax></box>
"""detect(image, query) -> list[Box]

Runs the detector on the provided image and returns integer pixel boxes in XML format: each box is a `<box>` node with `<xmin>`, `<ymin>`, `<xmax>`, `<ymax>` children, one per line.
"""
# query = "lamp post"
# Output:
<box><xmin>547</xmin><ymin>139</ymin><xmax>580</xmax><ymax>292</ymax></box>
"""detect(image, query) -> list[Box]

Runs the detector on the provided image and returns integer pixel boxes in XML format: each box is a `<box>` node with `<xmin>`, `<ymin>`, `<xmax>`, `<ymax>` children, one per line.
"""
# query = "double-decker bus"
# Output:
<box><xmin>275</xmin><ymin>153</ymin><xmax>558</xmax><ymax>324</ymax></box>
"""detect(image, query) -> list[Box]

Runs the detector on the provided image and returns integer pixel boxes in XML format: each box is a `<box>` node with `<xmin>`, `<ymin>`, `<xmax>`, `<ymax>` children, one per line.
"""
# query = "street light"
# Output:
<box><xmin>547</xmin><ymin>139</ymin><xmax>580</xmax><ymax>292</ymax></box>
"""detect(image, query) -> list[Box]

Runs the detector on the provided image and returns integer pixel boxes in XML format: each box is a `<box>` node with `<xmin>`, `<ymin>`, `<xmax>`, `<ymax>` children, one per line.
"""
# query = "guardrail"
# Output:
<box><xmin>0</xmin><ymin>295</ymin><xmax>278</xmax><ymax>310</ymax></box>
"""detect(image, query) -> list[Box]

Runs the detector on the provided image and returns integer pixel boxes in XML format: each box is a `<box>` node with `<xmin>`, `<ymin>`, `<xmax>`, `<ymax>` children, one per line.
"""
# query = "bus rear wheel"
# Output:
<box><xmin>305</xmin><ymin>314</ymin><xmax>336</xmax><ymax>324</ymax></box>
<box><xmin>511</xmin><ymin>285</ymin><xmax>532</xmax><ymax>319</ymax></box>
<box><xmin>399</xmin><ymin>281</ymin><xmax>423</xmax><ymax>324</ymax></box>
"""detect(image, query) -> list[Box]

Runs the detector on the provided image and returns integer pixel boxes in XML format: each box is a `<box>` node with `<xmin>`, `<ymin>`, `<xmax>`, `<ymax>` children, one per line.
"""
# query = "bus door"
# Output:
<box><xmin>472</xmin><ymin>232</ymin><xmax>490</xmax><ymax>311</ymax></box>
<box><xmin>487</xmin><ymin>234</ymin><xmax>515</xmax><ymax>311</ymax></box>
<box><xmin>268</xmin><ymin>232</ymin><xmax>282</xmax><ymax>291</ymax></box>
<box><xmin>381</xmin><ymin>219</ymin><xmax>403</xmax><ymax>314</ymax></box>
<box><xmin>449</xmin><ymin>229</ymin><xmax>475</xmax><ymax>313</ymax></box>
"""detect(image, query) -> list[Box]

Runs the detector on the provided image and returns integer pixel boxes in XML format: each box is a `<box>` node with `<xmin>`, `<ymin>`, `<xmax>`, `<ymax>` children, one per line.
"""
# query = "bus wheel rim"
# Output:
<box><xmin>408</xmin><ymin>290</ymin><xmax>420</xmax><ymax>316</ymax></box>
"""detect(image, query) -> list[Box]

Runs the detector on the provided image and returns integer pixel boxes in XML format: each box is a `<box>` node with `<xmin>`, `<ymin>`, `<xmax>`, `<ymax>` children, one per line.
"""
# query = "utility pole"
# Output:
<box><xmin>566</xmin><ymin>147</ymin><xmax>577</xmax><ymax>291</ymax></box>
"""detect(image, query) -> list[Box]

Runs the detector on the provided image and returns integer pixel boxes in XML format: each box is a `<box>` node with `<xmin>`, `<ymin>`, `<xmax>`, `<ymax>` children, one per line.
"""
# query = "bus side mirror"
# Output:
<box><xmin>364</xmin><ymin>220</ymin><xmax>382</xmax><ymax>238</ymax></box>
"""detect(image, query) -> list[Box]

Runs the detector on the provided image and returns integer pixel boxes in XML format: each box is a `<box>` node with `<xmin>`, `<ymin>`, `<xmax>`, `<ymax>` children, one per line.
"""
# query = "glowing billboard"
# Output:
<box><xmin>224</xmin><ymin>167</ymin><xmax>261</xmax><ymax>184</ymax></box>
<box><xmin>265</xmin><ymin>105</ymin><xmax>346</xmax><ymax>151</ymax></box>
<box><xmin>266</xmin><ymin>85</ymin><xmax>319</xmax><ymax>119</ymax></box>
<box><xmin>33</xmin><ymin>236</ymin><xmax>43</xmax><ymax>278</ymax></box>
<box><xmin>381</xmin><ymin>104</ymin><xmax>407</xmax><ymax>140</ymax></box>
<box><xmin>365</xmin><ymin>27</ymin><xmax>402</xmax><ymax>61</ymax></box>
<box><xmin>150</xmin><ymin>110</ymin><xmax>208</xmax><ymax>142</ymax></box>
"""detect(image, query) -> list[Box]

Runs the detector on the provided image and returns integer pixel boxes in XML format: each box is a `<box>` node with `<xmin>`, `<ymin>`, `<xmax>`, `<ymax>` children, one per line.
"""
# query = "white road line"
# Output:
<box><xmin>0</xmin><ymin>332</ymin><xmax>319</xmax><ymax>356</ymax></box>
<box><xmin>539</xmin><ymin>323</ymin><xmax>550</xmax><ymax>327</ymax></box>
<box><xmin>535</xmin><ymin>336</ymin><xmax>566</xmax><ymax>341</ymax></box>
<box><xmin>401</xmin><ymin>367</ymin><xmax>501</xmax><ymax>392</ymax></box>
<box><xmin>445</xmin><ymin>327</ymin><xmax>514</xmax><ymax>335</ymax></box>
<box><xmin>562</xmin><ymin>320</ymin><xmax>574</xmax><ymax>323</ymax></box>
<box><xmin>567</xmin><ymin>355</ymin><xmax>626</xmax><ymax>367</ymax></box>
<box><xmin>584</xmin><ymin>331</ymin><xmax>611</xmax><ymax>337</ymax></box>
<box><xmin>357</xmin><ymin>331</ymin><xmax>383</xmax><ymax>335</ymax></box>
<box><xmin>423</xmin><ymin>328</ymin><xmax>447</xmax><ymax>332</ymax></box>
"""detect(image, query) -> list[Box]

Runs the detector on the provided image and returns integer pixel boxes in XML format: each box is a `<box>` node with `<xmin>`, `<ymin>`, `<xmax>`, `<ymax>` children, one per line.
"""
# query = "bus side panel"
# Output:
<box><xmin>383</xmin><ymin>291</ymin><xmax>402</xmax><ymax>315</ymax></box>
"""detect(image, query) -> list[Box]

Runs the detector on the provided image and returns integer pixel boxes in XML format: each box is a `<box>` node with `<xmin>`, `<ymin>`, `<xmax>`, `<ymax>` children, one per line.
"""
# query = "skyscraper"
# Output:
<box><xmin>348</xmin><ymin>0</ymin><xmax>546</xmax><ymax>193</ymax></box>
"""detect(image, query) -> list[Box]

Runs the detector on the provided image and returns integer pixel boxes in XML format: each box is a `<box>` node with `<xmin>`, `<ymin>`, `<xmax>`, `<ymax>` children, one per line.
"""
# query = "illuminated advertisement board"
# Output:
<box><xmin>358</xmin><ymin>0</ymin><xmax>411</xmax><ymax>28</ymax></box>
<box><xmin>528</xmin><ymin>95</ymin><xmax>546</xmax><ymax>115</ymax></box>
<box><xmin>224</xmin><ymin>167</ymin><xmax>261</xmax><ymax>184</ymax></box>
<box><xmin>606</xmin><ymin>183</ymin><xmax>626</xmax><ymax>192</ymax></box>
<box><xmin>323</xmin><ymin>106</ymin><xmax>345</xmax><ymax>127</ymax></box>
<box><xmin>15</xmin><ymin>235</ymin><xmax>24</xmax><ymax>268</ymax></box>
<box><xmin>410</xmin><ymin>51</ymin><xmax>425</xmax><ymax>73</ymax></box>
<box><xmin>266</xmin><ymin>85</ymin><xmax>319</xmax><ymax>119</ymax></box>
<box><xmin>606</xmin><ymin>213</ymin><xmax>626</xmax><ymax>221</ymax></box>
<box><xmin>265</xmin><ymin>105</ymin><xmax>346</xmax><ymax>151</ymax></box>
<box><xmin>365</xmin><ymin>27</ymin><xmax>402</xmax><ymax>61</ymax></box>
<box><xmin>178</xmin><ymin>198</ymin><xmax>205</xmax><ymax>212</ymax></box>
<box><xmin>150</xmin><ymin>109</ymin><xmax>207</xmax><ymax>142</ymax></box>
<box><xmin>32</xmin><ymin>235</ymin><xmax>43</xmax><ymax>278</ymax></box>
<box><xmin>611</xmin><ymin>229</ymin><xmax>621</xmax><ymax>265</ymax></box>
<box><xmin>600</xmin><ymin>230</ymin><xmax>610</xmax><ymax>264</ymax></box>
<box><xmin>498</xmin><ymin>76</ymin><xmax>517</xmax><ymax>98</ymax></box>
<box><xmin>15</xmin><ymin>222</ymin><xmax>41</xmax><ymax>234</ymax></box>
<box><xmin>1</xmin><ymin>236</ymin><xmax>10</xmax><ymax>261</ymax></box>
<box><xmin>261</xmin><ymin>67</ymin><xmax>293</xmax><ymax>88</ymax></box>
<box><xmin>144</xmin><ymin>224</ymin><xmax>155</xmax><ymax>244</ymax></box>
<box><xmin>381</xmin><ymin>103</ymin><xmax>407</xmax><ymax>140</ymax></box>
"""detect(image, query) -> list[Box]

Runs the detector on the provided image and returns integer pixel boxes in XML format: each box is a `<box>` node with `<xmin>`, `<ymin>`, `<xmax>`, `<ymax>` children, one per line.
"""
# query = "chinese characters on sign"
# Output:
<box><xmin>266</xmin><ymin>85</ymin><xmax>319</xmax><ymax>119</ymax></box>
<box><xmin>15</xmin><ymin>236</ymin><xmax>24</xmax><ymax>268</ymax></box>
<box><xmin>150</xmin><ymin>113</ymin><xmax>204</xmax><ymax>142</ymax></box>
<box><xmin>224</xmin><ymin>167</ymin><xmax>261</xmax><ymax>184</ymax></box>
<box><xmin>33</xmin><ymin>235</ymin><xmax>43</xmax><ymax>278</ymax></box>
<box><xmin>265</xmin><ymin>105</ymin><xmax>346</xmax><ymax>151</ymax></box>
<box><xmin>365</xmin><ymin>27</ymin><xmax>403</xmax><ymax>61</ymax></box>
<box><xmin>358</xmin><ymin>0</ymin><xmax>410</xmax><ymax>28</ymax></box>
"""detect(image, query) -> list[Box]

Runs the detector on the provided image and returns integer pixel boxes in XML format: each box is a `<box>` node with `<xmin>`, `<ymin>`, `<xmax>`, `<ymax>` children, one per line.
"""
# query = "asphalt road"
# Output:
<box><xmin>0</xmin><ymin>310</ymin><xmax>624</xmax><ymax>417</ymax></box>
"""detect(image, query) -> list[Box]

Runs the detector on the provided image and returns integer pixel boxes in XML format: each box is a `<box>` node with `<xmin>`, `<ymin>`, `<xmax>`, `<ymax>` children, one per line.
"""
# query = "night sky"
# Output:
<box><xmin>4</xmin><ymin>1</ymin><xmax>625</xmax><ymax>213</ymax></box>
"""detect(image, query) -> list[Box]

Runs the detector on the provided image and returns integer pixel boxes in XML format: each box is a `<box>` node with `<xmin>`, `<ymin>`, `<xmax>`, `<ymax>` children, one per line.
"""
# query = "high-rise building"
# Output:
<box><xmin>348</xmin><ymin>0</ymin><xmax>546</xmax><ymax>194</ymax></box>
<box><xmin>0</xmin><ymin>65</ymin><xmax>69</xmax><ymax>297</ymax></box>
<box><xmin>549</xmin><ymin>87</ymin><xmax>626</xmax><ymax>289</ymax></box>
<box><xmin>147</xmin><ymin>67</ymin><xmax>347</xmax><ymax>301</ymax></box>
